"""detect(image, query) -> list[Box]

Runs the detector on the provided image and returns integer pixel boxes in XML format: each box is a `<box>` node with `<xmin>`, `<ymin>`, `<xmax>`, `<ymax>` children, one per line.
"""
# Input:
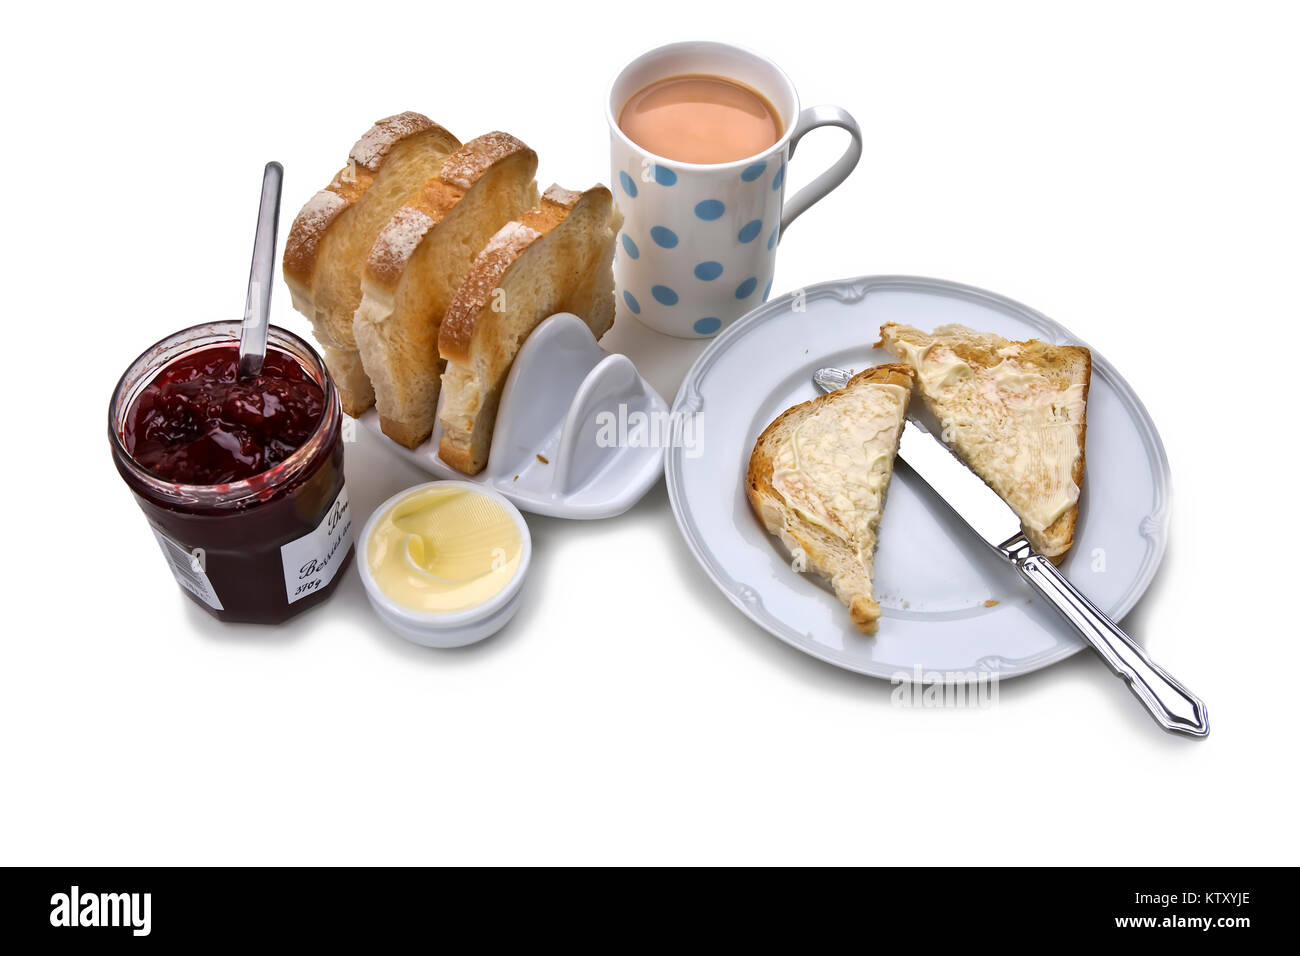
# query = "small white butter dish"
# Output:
<box><xmin>357</xmin><ymin>480</ymin><xmax>531</xmax><ymax>648</ymax></box>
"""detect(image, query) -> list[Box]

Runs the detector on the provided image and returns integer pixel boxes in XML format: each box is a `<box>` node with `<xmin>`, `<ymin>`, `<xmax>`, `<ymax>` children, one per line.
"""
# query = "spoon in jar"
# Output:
<box><xmin>237</xmin><ymin>161</ymin><xmax>284</xmax><ymax>380</ymax></box>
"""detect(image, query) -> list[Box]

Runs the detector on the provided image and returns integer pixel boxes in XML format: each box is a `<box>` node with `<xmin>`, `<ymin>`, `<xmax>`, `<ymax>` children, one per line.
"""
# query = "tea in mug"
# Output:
<box><xmin>618</xmin><ymin>73</ymin><xmax>783</xmax><ymax>164</ymax></box>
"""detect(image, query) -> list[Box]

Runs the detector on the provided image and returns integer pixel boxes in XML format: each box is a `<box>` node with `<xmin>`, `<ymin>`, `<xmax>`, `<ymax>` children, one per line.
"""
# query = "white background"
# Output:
<box><xmin>2</xmin><ymin>0</ymin><xmax>1297</xmax><ymax>865</ymax></box>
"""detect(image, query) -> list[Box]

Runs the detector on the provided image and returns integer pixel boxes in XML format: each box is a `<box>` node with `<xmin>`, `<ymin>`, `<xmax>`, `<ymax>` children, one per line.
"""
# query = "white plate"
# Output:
<box><xmin>363</xmin><ymin>313</ymin><xmax>667</xmax><ymax>519</ymax></box>
<box><xmin>666</xmin><ymin>276</ymin><xmax>1171</xmax><ymax>680</ymax></box>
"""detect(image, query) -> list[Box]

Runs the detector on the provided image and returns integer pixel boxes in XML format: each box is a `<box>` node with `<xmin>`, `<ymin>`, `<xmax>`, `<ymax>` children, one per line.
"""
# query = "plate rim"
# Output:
<box><xmin>665</xmin><ymin>274</ymin><xmax>1172</xmax><ymax>681</ymax></box>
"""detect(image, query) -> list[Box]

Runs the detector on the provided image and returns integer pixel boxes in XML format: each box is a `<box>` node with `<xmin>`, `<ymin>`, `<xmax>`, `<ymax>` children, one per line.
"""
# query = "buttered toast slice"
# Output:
<box><xmin>354</xmin><ymin>132</ymin><xmax>539</xmax><ymax>448</ymax></box>
<box><xmin>746</xmin><ymin>364</ymin><xmax>914</xmax><ymax>635</ymax></box>
<box><xmin>437</xmin><ymin>184</ymin><xmax>621</xmax><ymax>475</ymax></box>
<box><xmin>283</xmin><ymin>112</ymin><xmax>462</xmax><ymax>416</ymax></box>
<box><xmin>877</xmin><ymin>322</ymin><xmax>1090</xmax><ymax>560</ymax></box>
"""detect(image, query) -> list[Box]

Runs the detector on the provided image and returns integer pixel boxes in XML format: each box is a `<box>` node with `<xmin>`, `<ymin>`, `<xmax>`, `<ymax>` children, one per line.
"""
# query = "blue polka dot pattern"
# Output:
<box><xmin>767</xmin><ymin>227</ymin><xmax>779</xmax><ymax>250</ymax></box>
<box><xmin>738</xmin><ymin>219</ymin><xmax>762</xmax><ymax>243</ymax></box>
<box><xmin>735</xmin><ymin>277</ymin><xmax>757</xmax><ymax>299</ymax></box>
<box><xmin>741</xmin><ymin>162</ymin><xmax>767</xmax><ymax>182</ymax></box>
<box><xmin>652</xmin><ymin>285</ymin><xmax>679</xmax><ymax>306</ymax></box>
<box><xmin>623</xmin><ymin>290</ymin><xmax>641</xmax><ymax>314</ymax></box>
<box><xmin>693</xmin><ymin>317</ymin><xmax>722</xmax><ymax>335</ymax></box>
<box><xmin>619</xmin><ymin>171</ymin><xmax>638</xmax><ymax>198</ymax></box>
<box><xmin>762</xmin><ymin>279</ymin><xmax>773</xmax><ymax>302</ymax></box>
<box><xmin>772</xmin><ymin>164</ymin><xmax>786</xmax><ymax>190</ymax></box>
<box><xmin>621</xmin><ymin>233</ymin><xmax>639</xmax><ymax>259</ymax></box>
<box><xmin>653</xmin><ymin>165</ymin><xmax>677</xmax><ymax>186</ymax></box>
<box><xmin>650</xmin><ymin>226</ymin><xmax>678</xmax><ymax>249</ymax></box>
<box><xmin>694</xmin><ymin>261</ymin><xmax>723</xmax><ymax>281</ymax></box>
<box><xmin>695</xmin><ymin>200</ymin><xmax>725</xmax><ymax>221</ymax></box>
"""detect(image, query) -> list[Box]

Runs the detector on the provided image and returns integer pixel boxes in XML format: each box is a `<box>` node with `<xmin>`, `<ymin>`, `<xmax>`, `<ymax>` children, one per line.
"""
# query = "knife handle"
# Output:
<box><xmin>1002</xmin><ymin>537</ymin><xmax>1209</xmax><ymax>737</ymax></box>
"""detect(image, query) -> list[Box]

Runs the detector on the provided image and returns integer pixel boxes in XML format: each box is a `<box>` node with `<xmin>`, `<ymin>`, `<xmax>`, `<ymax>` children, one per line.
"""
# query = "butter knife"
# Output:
<box><xmin>813</xmin><ymin>366</ymin><xmax>1208</xmax><ymax>737</ymax></box>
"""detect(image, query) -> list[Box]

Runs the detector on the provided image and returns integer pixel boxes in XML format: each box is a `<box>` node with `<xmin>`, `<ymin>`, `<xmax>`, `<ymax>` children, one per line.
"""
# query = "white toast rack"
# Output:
<box><xmin>360</xmin><ymin>313</ymin><xmax>668</xmax><ymax>518</ymax></box>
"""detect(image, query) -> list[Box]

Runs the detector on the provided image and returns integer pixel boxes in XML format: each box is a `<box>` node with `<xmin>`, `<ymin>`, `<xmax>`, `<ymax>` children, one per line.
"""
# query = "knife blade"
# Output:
<box><xmin>814</xmin><ymin>365</ymin><xmax>1022</xmax><ymax>549</ymax></box>
<box><xmin>895</xmin><ymin>422</ymin><xmax>1024</xmax><ymax>551</ymax></box>
<box><xmin>813</xmin><ymin>366</ymin><xmax>1209</xmax><ymax>737</ymax></box>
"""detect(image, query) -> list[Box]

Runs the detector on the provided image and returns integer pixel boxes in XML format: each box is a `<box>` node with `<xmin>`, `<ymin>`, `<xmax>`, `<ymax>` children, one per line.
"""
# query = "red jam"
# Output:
<box><xmin>110</xmin><ymin>324</ymin><xmax>352</xmax><ymax>625</ymax></box>
<box><xmin>125</xmin><ymin>344</ymin><xmax>325</xmax><ymax>485</ymax></box>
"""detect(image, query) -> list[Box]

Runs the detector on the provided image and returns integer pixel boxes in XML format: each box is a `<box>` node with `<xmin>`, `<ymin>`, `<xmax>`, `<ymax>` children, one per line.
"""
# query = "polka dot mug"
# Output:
<box><xmin>607</xmin><ymin>41</ymin><xmax>862</xmax><ymax>338</ymax></box>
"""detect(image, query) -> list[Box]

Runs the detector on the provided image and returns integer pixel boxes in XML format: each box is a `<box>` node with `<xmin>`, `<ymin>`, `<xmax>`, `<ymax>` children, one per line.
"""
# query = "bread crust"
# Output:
<box><xmin>283</xmin><ymin>112</ymin><xmax>454</xmax><ymax>294</ymax></box>
<box><xmin>436</xmin><ymin>185</ymin><xmax>586</xmax><ymax>363</ymax></box>
<box><xmin>436</xmin><ymin>430</ymin><xmax>479</xmax><ymax>476</ymax></box>
<box><xmin>354</xmin><ymin>132</ymin><xmax>538</xmax><ymax>447</ymax></box>
<box><xmin>281</xmin><ymin>113</ymin><xmax>462</xmax><ymax>417</ymax></box>
<box><xmin>746</xmin><ymin>363</ymin><xmax>915</xmax><ymax>634</ymax></box>
<box><xmin>1041</xmin><ymin>347</ymin><xmax>1089</xmax><ymax>562</ymax></box>
<box><xmin>363</xmin><ymin>132</ymin><xmax>537</xmax><ymax>292</ymax></box>
<box><xmin>876</xmin><ymin>322</ymin><xmax>1090</xmax><ymax>561</ymax></box>
<box><xmin>435</xmin><ymin>184</ymin><xmax>619</xmax><ymax>474</ymax></box>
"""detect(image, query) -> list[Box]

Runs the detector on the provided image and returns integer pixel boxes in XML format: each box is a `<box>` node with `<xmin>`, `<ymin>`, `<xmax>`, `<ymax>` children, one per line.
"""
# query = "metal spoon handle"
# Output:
<box><xmin>238</xmin><ymin>161</ymin><xmax>284</xmax><ymax>380</ymax></box>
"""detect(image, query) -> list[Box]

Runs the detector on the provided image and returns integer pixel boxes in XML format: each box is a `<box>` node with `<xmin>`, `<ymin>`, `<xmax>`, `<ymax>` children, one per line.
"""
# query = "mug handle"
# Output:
<box><xmin>779</xmin><ymin>105</ymin><xmax>863</xmax><ymax>235</ymax></box>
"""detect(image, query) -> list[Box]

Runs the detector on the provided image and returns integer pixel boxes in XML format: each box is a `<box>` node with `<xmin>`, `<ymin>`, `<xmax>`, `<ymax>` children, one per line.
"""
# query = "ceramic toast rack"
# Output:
<box><xmin>361</xmin><ymin>313</ymin><xmax>668</xmax><ymax>518</ymax></box>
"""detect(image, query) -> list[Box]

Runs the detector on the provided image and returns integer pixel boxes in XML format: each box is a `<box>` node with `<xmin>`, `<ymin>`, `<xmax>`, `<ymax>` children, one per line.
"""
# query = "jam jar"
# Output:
<box><xmin>109</xmin><ymin>321</ymin><xmax>354</xmax><ymax>624</ymax></box>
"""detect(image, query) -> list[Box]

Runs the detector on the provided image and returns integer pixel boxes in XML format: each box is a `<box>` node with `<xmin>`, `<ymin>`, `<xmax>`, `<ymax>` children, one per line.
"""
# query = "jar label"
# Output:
<box><xmin>152</xmin><ymin>528</ymin><xmax>224</xmax><ymax>611</ymax></box>
<box><xmin>281</xmin><ymin>484</ymin><xmax>353</xmax><ymax>604</ymax></box>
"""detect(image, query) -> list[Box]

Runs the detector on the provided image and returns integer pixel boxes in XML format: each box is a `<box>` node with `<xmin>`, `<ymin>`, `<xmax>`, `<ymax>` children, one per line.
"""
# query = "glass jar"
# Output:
<box><xmin>109</xmin><ymin>321</ymin><xmax>354</xmax><ymax>624</ymax></box>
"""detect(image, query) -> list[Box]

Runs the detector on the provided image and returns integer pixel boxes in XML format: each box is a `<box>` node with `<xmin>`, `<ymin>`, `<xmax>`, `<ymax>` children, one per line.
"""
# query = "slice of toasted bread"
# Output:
<box><xmin>354</xmin><ymin>133</ymin><xmax>539</xmax><ymax>448</ymax></box>
<box><xmin>876</xmin><ymin>322</ymin><xmax>1090</xmax><ymax>560</ymax></box>
<box><xmin>746</xmin><ymin>364</ymin><xmax>914</xmax><ymax>634</ymax></box>
<box><xmin>436</xmin><ymin>184</ymin><xmax>621</xmax><ymax>474</ymax></box>
<box><xmin>283</xmin><ymin>112</ymin><xmax>462</xmax><ymax>416</ymax></box>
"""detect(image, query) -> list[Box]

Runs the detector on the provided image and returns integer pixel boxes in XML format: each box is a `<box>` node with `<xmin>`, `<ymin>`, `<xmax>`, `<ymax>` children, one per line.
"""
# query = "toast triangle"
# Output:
<box><xmin>746</xmin><ymin>364</ymin><xmax>914</xmax><ymax>634</ymax></box>
<box><xmin>877</xmin><ymin>322</ymin><xmax>1090</xmax><ymax>560</ymax></box>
